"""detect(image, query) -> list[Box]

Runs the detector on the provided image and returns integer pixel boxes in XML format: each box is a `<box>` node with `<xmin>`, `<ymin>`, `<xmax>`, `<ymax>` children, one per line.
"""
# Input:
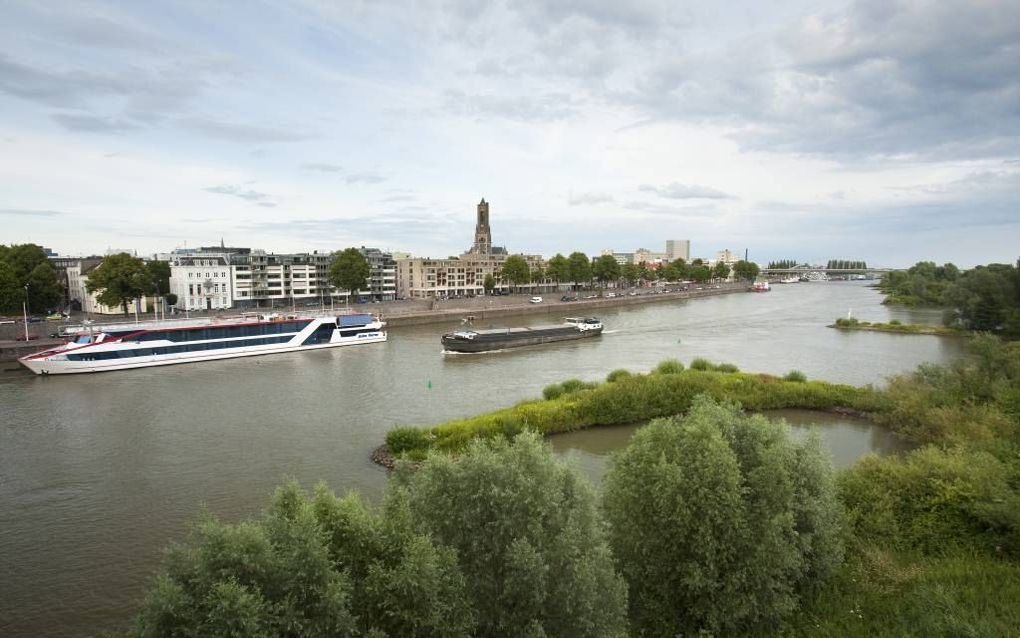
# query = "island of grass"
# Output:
<box><xmin>383</xmin><ymin>358</ymin><xmax>888</xmax><ymax>462</ymax></box>
<box><xmin>830</xmin><ymin>316</ymin><xmax>970</xmax><ymax>336</ymax></box>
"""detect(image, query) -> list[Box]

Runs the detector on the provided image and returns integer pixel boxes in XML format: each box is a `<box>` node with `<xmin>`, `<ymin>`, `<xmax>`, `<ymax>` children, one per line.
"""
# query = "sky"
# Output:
<box><xmin>0</xmin><ymin>0</ymin><xmax>1017</xmax><ymax>268</ymax></box>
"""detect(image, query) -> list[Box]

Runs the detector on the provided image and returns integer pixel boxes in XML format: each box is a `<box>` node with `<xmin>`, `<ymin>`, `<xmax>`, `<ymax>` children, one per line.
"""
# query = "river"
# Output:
<box><xmin>0</xmin><ymin>281</ymin><xmax>966</xmax><ymax>637</ymax></box>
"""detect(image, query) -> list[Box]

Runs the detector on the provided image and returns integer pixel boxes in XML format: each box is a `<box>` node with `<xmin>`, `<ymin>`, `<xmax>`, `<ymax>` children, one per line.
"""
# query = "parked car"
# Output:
<box><xmin>530</xmin><ymin>296</ymin><xmax>543</xmax><ymax>304</ymax></box>
<box><xmin>561</xmin><ymin>295</ymin><xmax>578</xmax><ymax>301</ymax></box>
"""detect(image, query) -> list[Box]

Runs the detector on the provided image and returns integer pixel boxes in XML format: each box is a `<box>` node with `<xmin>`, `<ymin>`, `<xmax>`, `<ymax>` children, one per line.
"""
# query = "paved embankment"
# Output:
<box><xmin>0</xmin><ymin>339</ymin><xmax>62</xmax><ymax>368</ymax></box>
<box><xmin>382</xmin><ymin>284</ymin><xmax>748</xmax><ymax>328</ymax></box>
<box><xmin>0</xmin><ymin>285</ymin><xmax>750</xmax><ymax>362</ymax></box>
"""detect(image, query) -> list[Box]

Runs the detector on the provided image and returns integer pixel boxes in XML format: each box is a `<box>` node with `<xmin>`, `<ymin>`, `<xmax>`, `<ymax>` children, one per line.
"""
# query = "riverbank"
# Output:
<box><xmin>829</xmin><ymin>318</ymin><xmax>969</xmax><ymax>337</ymax></box>
<box><xmin>0</xmin><ymin>284</ymin><xmax>749</xmax><ymax>361</ymax></box>
<box><xmin>380</xmin><ymin>283</ymin><xmax>747</xmax><ymax>328</ymax></box>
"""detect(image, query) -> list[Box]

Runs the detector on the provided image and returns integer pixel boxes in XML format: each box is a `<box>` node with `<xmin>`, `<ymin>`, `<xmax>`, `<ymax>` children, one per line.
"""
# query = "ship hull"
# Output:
<box><xmin>442</xmin><ymin>326</ymin><xmax>602</xmax><ymax>353</ymax></box>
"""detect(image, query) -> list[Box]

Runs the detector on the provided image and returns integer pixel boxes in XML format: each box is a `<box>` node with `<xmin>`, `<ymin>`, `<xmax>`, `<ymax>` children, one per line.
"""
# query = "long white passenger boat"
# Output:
<box><xmin>19</xmin><ymin>312</ymin><xmax>386</xmax><ymax>375</ymax></box>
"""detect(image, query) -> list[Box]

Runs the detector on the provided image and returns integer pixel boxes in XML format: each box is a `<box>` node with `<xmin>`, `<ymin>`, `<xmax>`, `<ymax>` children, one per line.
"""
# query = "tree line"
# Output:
<box><xmin>879</xmin><ymin>259</ymin><xmax>1020</xmax><ymax>334</ymax></box>
<box><xmin>826</xmin><ymin>259</ymin><xmax>868</xmax><ymax>270</ymax></box>
<box><xmin>493</xmin><ymin>252</ymin><xmax>761</xmax><ymax>293</ymax></box>
<box><xmin>767</xmin><ymin>259</ymin><xmax>800</xmax><ymax>269</ymax></box>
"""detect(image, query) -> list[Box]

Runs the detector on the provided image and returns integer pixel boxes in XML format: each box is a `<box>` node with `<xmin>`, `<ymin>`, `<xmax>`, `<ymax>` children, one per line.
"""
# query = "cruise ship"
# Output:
<box><xmin>19</xmin><ymin>312</ymin><xmax>386</xmax><ymax>375</ymax></box>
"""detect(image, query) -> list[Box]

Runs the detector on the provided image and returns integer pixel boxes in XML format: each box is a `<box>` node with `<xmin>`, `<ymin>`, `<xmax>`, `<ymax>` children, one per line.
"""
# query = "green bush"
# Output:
<box><xmin>889</xmin><ymin>319</ymin><xmax>902</xmax><ymax>325</ymax></box>
<box><xmin>784</xmin><ymin>370</ymin><xmax>808</xmax><ymax>382</ymax></box>
<box><xmin>715</xmin><ymin>362</ymin><xmax>739</xmax><ymax>373</ymax></box>
<box><xmin>130</xmin><ymin>481</ymin><xmax>475</xmax><ymax>638</ymax></box>
<box><xmin>603</xmin><ymin>397</ymin><xmax>844</xmax><ymax>635</ymax></box>
<box><xmin>689</xmin><ymin>357</ymin><xmax>712</xmax><ymax>370</ymax></box>
<box><xmin>838</xmin><ymin>446</ymin><xmax>1019</xmax><ymax>557</ymax></box>
<box><xmin>386</xmin><ymin>426</ymin><xmax>431</xmax><ymax>455</ymax></box>
<box><xmin>399</xmin><ymin>432</ymin><xmax>628</xmax><ymax>637</ymax></box>
<box><xmin>605</xmin><ymin>368</ymin><xmax>632</xmax><ymax>383</ymax></box>
<box><xmin>543</xmin><ymin>378</ymin><xmax>599</xmax><ymax>400</ymax></box>
<box><xmin>654</xmin><ymin>358</ymin><xmax>685</xmax><ymax>374</ymax></box>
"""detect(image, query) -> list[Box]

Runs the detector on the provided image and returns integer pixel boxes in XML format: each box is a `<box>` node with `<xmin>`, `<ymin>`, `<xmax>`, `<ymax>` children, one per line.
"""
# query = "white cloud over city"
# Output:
<box><xmin>0</xmin><ymin>0</ymin><xmax>1017</xmax><ymax>266</ymax></box>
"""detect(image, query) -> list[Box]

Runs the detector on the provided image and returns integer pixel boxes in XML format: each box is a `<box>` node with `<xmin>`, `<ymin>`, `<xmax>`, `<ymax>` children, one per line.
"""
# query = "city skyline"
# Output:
<box><xmin>1</xmin><ymin>1</ymin><xmax>1018</xmax><ymax>267</ymax></box>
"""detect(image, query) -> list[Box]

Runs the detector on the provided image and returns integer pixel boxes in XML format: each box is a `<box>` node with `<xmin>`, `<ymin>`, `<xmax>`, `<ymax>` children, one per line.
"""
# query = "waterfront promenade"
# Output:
<box><xmin>0</xmin><ymin>283</ymin><xmax>747</xmax><ymax>363</ymax></box>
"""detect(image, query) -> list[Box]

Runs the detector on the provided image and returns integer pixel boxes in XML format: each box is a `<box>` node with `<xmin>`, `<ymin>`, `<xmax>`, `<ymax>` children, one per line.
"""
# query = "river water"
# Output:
<box><xmin>0</xmin><ymin>281</ymin><xmax>966</xmax><ymax>637</ymax></box>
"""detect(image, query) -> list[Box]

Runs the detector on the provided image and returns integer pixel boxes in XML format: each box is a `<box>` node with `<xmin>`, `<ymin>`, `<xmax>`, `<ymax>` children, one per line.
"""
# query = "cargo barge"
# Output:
<box><xmin>441</xmin><ymin>317</ymin><xmax>603</xmax><ymax>353</ymax></box>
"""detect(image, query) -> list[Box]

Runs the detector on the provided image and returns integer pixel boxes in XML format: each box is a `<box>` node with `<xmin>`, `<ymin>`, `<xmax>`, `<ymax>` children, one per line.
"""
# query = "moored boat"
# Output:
<box><xmin>19</xmin><ymin>312</ymin><xmax>386</xmax><ymax>375</ymax></box>
<box><xmin>751</xmin><ymin>280</ymin><xmax>771</xmax><ymax>292</ymax></box>
<box><xmin>441</xmin><ymin>317</ymin><xmax>603</xmax><ymax>353</ymax></box>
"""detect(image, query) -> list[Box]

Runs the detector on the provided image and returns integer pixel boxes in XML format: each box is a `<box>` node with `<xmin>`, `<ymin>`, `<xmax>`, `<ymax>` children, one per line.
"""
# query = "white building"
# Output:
<box><xmin>666</xmin><ymin>240</ymin><xmax>691</xmax><ymax>262</ymax></box>
<box><xmin>67</xmin><ymin>260</ymin><xmax>151</xmax><ymax>315</ymax></box>
<box><xmin>169</xmin><ymin>255</ymin><xmax>233</xmax><ymax>311</ymax></box>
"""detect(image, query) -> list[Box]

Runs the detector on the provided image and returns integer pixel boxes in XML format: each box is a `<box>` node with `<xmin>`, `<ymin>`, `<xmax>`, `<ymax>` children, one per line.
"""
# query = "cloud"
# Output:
<box><xmin>180</xmin><ymin>117</ymin><xmax>312</xmax><ymax>144</ymax></box>
<box><xmin>639</xmin><ymin>182</ymin><xmax>732</xmax><ymax>199</ymax></box>
<box><xmin>257</xmin><ymin>202</ymin><xmax>278</xmax><ymax>208</ymax></box>
<box><xmin>0</xmin><ymin>208</ymin><xmax>67</xmax><ymax>217</ymax></box>
<box><xmin>622</xmin><ymin>201</ymin><xmax>718</xmax><ymax>216</ymax></box>
<box><xmin>204</xmin><ymin>185</ymin><xmax>273</xmax><ymax>203</ymax></box>
<box><xmin>568</xmin><ymin>192</ymin><xmax>615</xmax><ymax>206</ymax></box>
<box><xmin>344</xmin><ymin>172</ymin><xmax>386</xmax><ymax>185</ymax></box>
<box><xmin>51</xmin><ymin>113</ymin><xmax>139</xmax><ymax>133</ymax></box>
<box><xmin>302</xmin><ymin>162</ymin><xmax>344</xmax><ymax>172</ymax></box>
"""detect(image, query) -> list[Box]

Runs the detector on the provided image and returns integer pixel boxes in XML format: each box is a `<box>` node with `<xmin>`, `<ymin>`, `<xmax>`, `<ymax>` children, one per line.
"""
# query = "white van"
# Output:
<box><xmin>529</xmin><ymin>296</ymin><xmax>543</xmax><ymax>304</ymax></box>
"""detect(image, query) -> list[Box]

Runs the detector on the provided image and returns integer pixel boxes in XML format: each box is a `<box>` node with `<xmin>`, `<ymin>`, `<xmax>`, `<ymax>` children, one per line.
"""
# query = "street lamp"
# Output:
<box><xmin>22</xmin><ymin>284</ymin><xmax>29</xmax><ymax>341</ymax></box>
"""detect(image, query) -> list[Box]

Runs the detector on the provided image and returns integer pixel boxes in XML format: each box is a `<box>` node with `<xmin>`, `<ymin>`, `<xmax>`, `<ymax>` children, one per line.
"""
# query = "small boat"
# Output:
<box><xmin>751</xmin><ymin>280</ymin><xmax>771</xmax><ymax>292</ymax></box>
<box><xmin>442</xmin><ymin>317</ymin><xmax>603</xmax><ymax>353</ymax></box>
<box><xmin>777</xmin><ymin>276</ymin><xmax>800</xmax><ymax>284</ymax></box>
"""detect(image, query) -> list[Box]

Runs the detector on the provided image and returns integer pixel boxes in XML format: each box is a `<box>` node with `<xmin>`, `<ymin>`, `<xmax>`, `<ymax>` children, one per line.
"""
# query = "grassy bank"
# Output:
<box><xmin>386</xmin><ymin>360</ymin><xmax>887</xmax><ymax>460</ymax></box>
<box><xmin>831</xmin><ymin>317</ymin><xmax>969</xmax><ymax>336</ymax></box>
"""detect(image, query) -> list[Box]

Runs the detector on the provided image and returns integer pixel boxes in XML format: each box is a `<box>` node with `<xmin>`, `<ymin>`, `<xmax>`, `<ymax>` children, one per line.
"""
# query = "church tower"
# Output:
<box><xmin>472</xmin><ymin>198</ymin><xmax>492</xmax><ymax>254</ymax></box>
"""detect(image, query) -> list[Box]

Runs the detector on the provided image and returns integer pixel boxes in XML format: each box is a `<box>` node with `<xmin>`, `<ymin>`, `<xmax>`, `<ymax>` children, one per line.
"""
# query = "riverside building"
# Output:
<box><xmin>396</xmin><ymin>199</ymin><xmax>547</xmax><ymax>299</ymax></box>
<box><xmin>167</xmin><ymin>245</ymin><xmax>397</xmax><ymax>310</ymax></box>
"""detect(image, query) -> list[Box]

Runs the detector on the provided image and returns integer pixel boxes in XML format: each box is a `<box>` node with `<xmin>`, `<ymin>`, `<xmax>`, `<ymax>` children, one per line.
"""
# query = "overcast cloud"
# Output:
<box><xmin>0</xmin><ymin>0</ymin><xmax>1017</xmax><ymax>266</ymax></box>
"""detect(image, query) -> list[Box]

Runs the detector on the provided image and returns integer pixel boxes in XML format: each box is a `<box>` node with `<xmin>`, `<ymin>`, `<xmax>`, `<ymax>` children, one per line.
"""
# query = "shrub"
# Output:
<box><xmin>889</xmin><ymin>319</ymin><xmax>902</xmax><ymax>326</ymax></box>
<box><xmin>386</xmin><ymin>426</ymin><xmax>431</xmax><ymax>455</ymax></box>
<box><xmin>130</xmin><ymin>481</ymin><xmax>477</xmax><ymax>637</ymax></box>
<box><xmin>603</xmin><ymin>396</ymin><xmax>843</xmax><ymax>636</ymax></box>
<box><xmin>784</xmin><ymin>370</ymin><xmax>808</xmax><ymax>382</ymax></box>
<box><xmin>654</xmin><ymin>358</ymin><xmax>685</xmax><ymax>374</ymax></box>
<box><xmin>606</xmin><ymin>368</ymin><xmax>632</xmax><ymax>383</ymax></box>
<box><xmin>690</xmin><ymin>357</ymin><xmax>712</xmax><ymax>371</ymax></box>
<box><xmin>715</xmin><ymin>362</ymin><xmax>739</xmax><ymax>373</ymax></box>
<box><xmin>399</xmin><ymin>432</ymin><xmax>628</xmax><ymax>637</ymax></box>
<box><xmin>838</xmin><ymin>446</ymin><xmax>1019</xmax><ymax>557</ymax></box>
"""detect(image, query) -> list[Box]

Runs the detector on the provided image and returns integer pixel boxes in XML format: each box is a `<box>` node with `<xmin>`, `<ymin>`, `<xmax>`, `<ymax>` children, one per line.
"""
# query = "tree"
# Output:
<box><xmin>592</xmin><ymin>254</ymin><xmax>620</xmax><ymax>288</ymax></box>
<box><xmin>26</xmin><ymin>262</ymin><xmax>62</xmax><ymax>311</ymax></box>
<box><xmin>399</xmin><ymin>432</ymin><xmax>628</xmax><ymax>638</ymax></box>
<box><xmin>85</xmin><ymin>253</ymin><xmax>153</xmax><ymax>315</ymax></box>
<box><xmin>546</xmin><ymin>253</ymin><xmax>569</xmax><ymax>286</ymax></box>
<box><xmin>501</xmin><ymin>255</ymin><xmax>530</xmax><ymax>293</ymax></box>
<box><xmin>0</xmin><ymin>261</ymin><xmax>25</xmax><ymax>315</ymax></box>
<box><xmin>603</xmin><ymin>397</ymin><xmax>843</xmax><ymax>636</ymax></box>
<box><xmin>690</xmin><ymin>264</ymin><xmax>712</xmax><ymax>283</ymax></box>
<box><xmin>530</xmin><ymin>265</ymin><xmax>545</xmax><ymax>286</ymax></box>
<box><xmin>732</xmin><ymin>260</ymin><xmax>760</xmax><ymax>281</ymax></box>
<box><xmin>328</xmin><ymin>248</ymin><xmax>371</xmax><ymax>300</ymax></box>
<box><xmin>130</xmin><ymin>480</ymin><xmax>476</xmax><ymax>637</ymax></box>
<box><xmin>621</xmin><ymin>263</ymin><xmax>640</xmax><ymax>287</ymax></box>
<box><xmin>165</xmin><ymin>293</ymin><xmax>178</xmax><ymax>307</ymax></box>
<box><xmin>483</xmin><ymin>273</ymin><xmax>495</xmax><ymax>295</ymax></box>
<box><xmin>566</xmin><ymin>252</ymin><xmax>591</xmax><ymax>290</ymax></box>
<box><xmin>0</xmin><ymin>243</ymin><xmax>62</xmax><ymax>312</ymax></box>
<box><xmin>146</xmin><ymin>260</ymin><xmax>171</xmax><ymax>297</ymax></box>
<box><xmin>713</xmin><ymin>261</ymin><xmax>731</xmax><ymax>280</ymax></box>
